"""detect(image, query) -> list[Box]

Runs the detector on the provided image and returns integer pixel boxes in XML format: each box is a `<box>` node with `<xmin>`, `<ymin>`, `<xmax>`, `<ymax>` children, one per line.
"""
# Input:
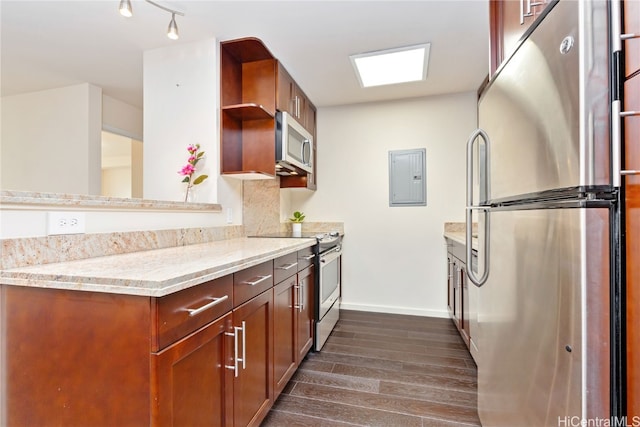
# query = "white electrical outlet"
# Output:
<box><xmin>47</xmin><ymin>212</ymin><xmax>86</xmax><ymax>235</ymax></box>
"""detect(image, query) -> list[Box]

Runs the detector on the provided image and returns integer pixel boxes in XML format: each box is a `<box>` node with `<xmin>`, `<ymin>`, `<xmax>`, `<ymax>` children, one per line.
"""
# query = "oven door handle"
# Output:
<box><xmin>320</xmin><ymin>247</ymin><xmax>342</xmax><ymax>263</ymax></box>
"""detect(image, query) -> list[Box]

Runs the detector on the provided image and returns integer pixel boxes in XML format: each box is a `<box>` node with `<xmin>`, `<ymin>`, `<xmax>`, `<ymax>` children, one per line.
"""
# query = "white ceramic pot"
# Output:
<box><xmin>292</xmin><ymin>222</ymin><xmax>302</xmax><ymax>237</ymax></box>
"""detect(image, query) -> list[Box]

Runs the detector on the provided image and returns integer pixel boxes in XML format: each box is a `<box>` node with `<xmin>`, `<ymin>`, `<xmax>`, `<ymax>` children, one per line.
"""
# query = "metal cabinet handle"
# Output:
<box><xmin>242</xmin><ymin>274</ymin><xmax>272</xmax><ymax>286</ymax></box>
<box><xmin>465</xmin><ymin>129</ymin><xmax>491</xmax><ymax>287</ymax></box>
<box><xmin>298</xmin><ymin>282</ymin><xmax>304</xmax><ymax>312</ymax></box>
<box><xmin>239</xmin><ymin>321</ymin><xmax>246</xmax><ymax>371</ymax></box>
<box><xmin>294</xmin><ymin>284</ymin><xmax>301</xmax><ymax>311</ymax></box>
<box><xmin>300</xmin><ymin>253</ymin><xmax>315</xmax><ymax>261</ymax></box>
<box><xmin>276</xmin><ymin>262</ymin><xmax>298</xmax><ymax>271</ymax></box>
<box><xmin>225</xmin><ymin>327</ymin><xmax>237</xmax><ymax>375</ymax></box>
<box><xmin>185</xmin><ymin>295</ymin><xmax>229</xmax><ymax>317</ymax></box>
<box><xmin>228</xmin><ymin>321</ymin><xmax>246</xmax><ymax>378</ymax></box>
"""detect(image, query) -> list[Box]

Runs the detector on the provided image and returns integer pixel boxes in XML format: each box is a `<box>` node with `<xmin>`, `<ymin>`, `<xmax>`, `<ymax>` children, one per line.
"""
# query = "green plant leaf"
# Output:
<box><xmin>289</xmin><ymin>211</ymin><xmax>305</xmax><ymax>222</ymax></box>
<box><xmin>197</xmin><ymin>152</ymin><xmax>205</xmax><ymax>158</ymax></box>
<box><xmin>193</xmin><ymin>174</ymin><xmax>208</xmax><ymax>185</ymax></box>
<box><xmin>181</xmin><ymin>177</ymin><xmax>190</xmax><ymax>183</ymax></box>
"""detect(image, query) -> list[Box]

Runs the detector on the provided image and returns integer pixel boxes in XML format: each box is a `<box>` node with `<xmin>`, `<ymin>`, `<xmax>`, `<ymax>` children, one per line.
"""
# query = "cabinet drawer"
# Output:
<box><xmin>297</xmin><ymin>246</ymin><xmax>316</xmax><ymax>271</ymax></box>
<box><xmin>274</xmin><ymin>251</ymin><xmax>298</xmax><ymax>283</ymax></box>
<box><xmin>155</xmin><ymin>275</ymin><xmax>233</xmax><ymax>351</ymax></box>
<box><xmin>234</xmin><ymin>260</ymin><xmax>274</xmax><ymax>306</ymax></box>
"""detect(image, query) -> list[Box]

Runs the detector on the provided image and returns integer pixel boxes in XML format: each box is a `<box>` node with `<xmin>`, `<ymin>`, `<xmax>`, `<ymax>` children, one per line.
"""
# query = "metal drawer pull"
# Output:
<box><xmin>242</xmin><ymin>274</ymin><xmax>272</xmax><ymax>286</ymax></box>
<box><xmin>300</xmin><ymin>254</ymin><xmax>315</xmax><ymax>261</ymax></box>
<box><xmin>621</xmin><ymin>170</ymin><xmax>640</xmax><ymax>176</ymax></box>
<box><xmin>185</xmin><ymin>295</ymin><xmax>229</xmax><ymax>317</ymax></box>
<box><xmin>620</xmin><ymin>111</ymin><xmax>640</xmax><ymax>118</ymax></box>
<box><xmin>276</xmin><ymin>262</ymin><xmax>298</xmax><ymax>270</ymax></box>
<box><xmin>621</xmin><ymin>33</ymin><xmax>640</xmax><ymax>41</ymax></box>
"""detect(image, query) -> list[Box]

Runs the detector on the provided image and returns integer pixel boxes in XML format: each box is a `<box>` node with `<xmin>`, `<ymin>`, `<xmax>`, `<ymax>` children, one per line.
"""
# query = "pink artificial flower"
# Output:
<box><xmin>188</xmin><ymin>155</ymin><xmax>196</xmax><ymax>162</ymax></box>
<box><xmin>187</xmin><ymin>144</ymin><xmax>198</xmax><ymax>154</ymax></box>
<box><xmin>179</xmin><ymin>164</ymin><xmax>195</xmax><ymax>176</ymax></box>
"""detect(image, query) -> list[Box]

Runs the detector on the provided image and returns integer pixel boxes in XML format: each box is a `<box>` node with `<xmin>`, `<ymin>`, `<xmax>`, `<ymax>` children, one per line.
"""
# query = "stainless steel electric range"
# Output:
<box><xmin>250</xmin><ymin>231</ymin><xmax>342</xmax><ymax>351</ymax></box>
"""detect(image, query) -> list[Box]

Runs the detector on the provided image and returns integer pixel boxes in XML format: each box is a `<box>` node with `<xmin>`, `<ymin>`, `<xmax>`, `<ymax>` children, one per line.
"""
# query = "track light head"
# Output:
<box><xmin>119</xmin><ymin>0</ymin><xmax>184</xmax><ymax>39</ymax></box>
<box><xmin>167</xmin><ymin>13</ymin><xmax>179</xmax><ymax>40</ymax></box>
<box><xmin>119</xmin><ymin>0</ymin><xmax>133</xmax><ymax>17</ymax></box>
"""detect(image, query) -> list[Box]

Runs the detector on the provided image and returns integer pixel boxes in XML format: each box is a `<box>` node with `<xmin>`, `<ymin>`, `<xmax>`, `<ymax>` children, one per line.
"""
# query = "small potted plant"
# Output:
<box><xmin>289</xmin><ymin>211</ymin><xmax>305</xmax><ymax>236</ymax></box>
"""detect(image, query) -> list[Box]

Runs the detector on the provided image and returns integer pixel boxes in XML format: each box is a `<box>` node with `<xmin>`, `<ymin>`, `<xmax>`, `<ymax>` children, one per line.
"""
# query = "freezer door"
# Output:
<box><xmin>476</xmin><ymin>207</ymin><xmax>610</xmax><ymax>426</ymax></box>
<box><xmin>479</xmin><ymin>0</ymin><xmax>610</xmax><ymax>203</ymax></box>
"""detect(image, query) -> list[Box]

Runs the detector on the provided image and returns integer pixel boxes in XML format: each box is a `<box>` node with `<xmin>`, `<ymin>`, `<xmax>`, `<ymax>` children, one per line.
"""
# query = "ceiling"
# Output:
<box><xmin>1</xmin><ymin>0</ymin><xmax>489</xmax><ymax>110</ymax></box>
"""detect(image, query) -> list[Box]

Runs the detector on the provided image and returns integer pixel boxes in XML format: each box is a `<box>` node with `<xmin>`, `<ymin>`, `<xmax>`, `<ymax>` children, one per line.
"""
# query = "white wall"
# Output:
<box><xmin>291</xmin><ymin>92</ymin><xmax>477</xmax><ymax>317</ymax></box>
<box><xmin>143</xmin><ymin>38</ymin><xmax>219</xmax><ymax>204</ymax></box>
<box><xmin>1</xmin><ymin>83</ymin><xmax>102</xmax><ymax>195</ymax></box>
<box><xmin>102</xmin><ymin>95</ymin><xmax>143</xmax><ymax>141</ymax></box>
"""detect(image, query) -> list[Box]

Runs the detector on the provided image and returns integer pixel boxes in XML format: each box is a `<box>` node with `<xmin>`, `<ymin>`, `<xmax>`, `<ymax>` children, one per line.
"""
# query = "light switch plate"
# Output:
<box><xmin>47</xmin><ymin>212</ymin><xmax>86</xmax><ymax>235</ymax></box>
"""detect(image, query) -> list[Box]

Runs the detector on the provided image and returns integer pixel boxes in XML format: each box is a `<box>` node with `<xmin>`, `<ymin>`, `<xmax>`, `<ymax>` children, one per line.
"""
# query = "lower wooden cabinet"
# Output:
<box><xmin>273</xmin><ymin>263</ymin><xmax>315</xmax><ymax>398</ymax></box>
<box><xmin>273</xmin><ymin>276</ymin><xmax>298</xmax><ymax>397</ymax></box>
<box><xmin>445</xmin><ymin>238</ymin><xmax>471</xmax><ymax>350</ymax></box>
<box><xmin>296</xmin><ymin>265</ymin><xmax>315</xmax><ymax>361</ymax></box>
<box><xmin>1</xmin><ymin>247</ymin><xmax>314</xmax><ymax>427</ymax></box>
<box><xmin>231</xmin><ymin>289</ymin><xmax>274</xmax><ymax>427</ymax></box>
<box><xmin>152</xmin><ymin>312</ymin><xmax>233</xmax><ymax>426</ymax></box>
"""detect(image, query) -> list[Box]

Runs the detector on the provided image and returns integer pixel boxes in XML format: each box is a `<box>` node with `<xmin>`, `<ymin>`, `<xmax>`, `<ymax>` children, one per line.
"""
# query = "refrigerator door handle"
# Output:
<box><xmin>466</xmin><ymin>129</ymin><xmax>490</xmax><ymax>287</ymax></box>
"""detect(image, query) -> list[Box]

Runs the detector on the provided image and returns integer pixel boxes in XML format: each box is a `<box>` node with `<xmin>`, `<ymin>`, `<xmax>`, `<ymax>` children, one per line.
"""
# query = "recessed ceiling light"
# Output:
<box><xmin>350</xmin><ymin>43</ymin><xmax>431</xmax><ymax>88</ymax></box>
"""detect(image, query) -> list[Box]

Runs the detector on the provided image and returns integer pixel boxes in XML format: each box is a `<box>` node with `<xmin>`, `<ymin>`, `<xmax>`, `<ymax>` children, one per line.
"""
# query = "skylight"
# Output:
<box><xmin>350</xmin><ymin>43</ymin><xmax>431</xmax><ymax>88</ymax></box>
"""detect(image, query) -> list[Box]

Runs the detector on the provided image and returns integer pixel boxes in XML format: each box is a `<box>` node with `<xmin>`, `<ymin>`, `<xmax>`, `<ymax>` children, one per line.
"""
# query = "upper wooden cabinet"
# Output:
<box><xmin>220</xmin><ymin>37</ymin><xmax>318</xmax><ymax>190</ymax></box>
<box><xmin>489</xmin><ymin>0</ymin><xmax>553</xmax><ymax>77</ymax></box>
<box><xmin>277</xmin><ymin>64</ymin><xmax>316</xmax><ymax>135</ymax></box>
<box><xmin>220</xmin><ymin>38</ymin><xmax>277</xmax><ymax>179</ymax></box>
<box><xmin>276</xmin><ymin>63</ymin><xmax>318</xmax><ymax>190</ymax></box>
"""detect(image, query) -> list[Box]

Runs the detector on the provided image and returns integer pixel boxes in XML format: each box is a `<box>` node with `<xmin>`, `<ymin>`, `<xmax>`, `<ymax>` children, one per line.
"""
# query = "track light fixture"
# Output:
<box><xmin>118</xmin><ymin>0</ymin><xmax>185</xmax><ymax>40</ymax></box>
<box><xmin>119</xmin><ymin>0</ymin><xmax>133</xmax><ymax>18</ymax></box>
<box><xmin>167</xmin><ymin>13</ymin><xmax>179</xmax><ymax>40</ymax></box>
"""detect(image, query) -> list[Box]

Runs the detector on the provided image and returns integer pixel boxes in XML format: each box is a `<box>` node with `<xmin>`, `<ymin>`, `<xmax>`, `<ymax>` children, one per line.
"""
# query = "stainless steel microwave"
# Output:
<box><xmin>275</xmin><ymin>111</ymin><xmax>313</xmax><ymax>175</ymax></box>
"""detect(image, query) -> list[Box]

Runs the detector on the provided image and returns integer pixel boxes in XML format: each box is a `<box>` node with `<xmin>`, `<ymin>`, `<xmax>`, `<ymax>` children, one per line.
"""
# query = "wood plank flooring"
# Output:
<box><xmin>262</xmin><ymin>310</ymin><xmax>481</xmax><ymax>427</ymax></box>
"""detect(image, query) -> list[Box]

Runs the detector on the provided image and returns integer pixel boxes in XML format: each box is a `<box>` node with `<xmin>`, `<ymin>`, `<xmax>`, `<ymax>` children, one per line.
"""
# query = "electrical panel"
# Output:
<box><xmin>389</xmin><ymin>148</ymin><xmax>426</xmax><ymax>207</ymax></box>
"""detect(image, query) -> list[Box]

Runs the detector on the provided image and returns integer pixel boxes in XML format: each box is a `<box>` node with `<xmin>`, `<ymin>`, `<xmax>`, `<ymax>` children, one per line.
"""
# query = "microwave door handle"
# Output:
<box><xmin>302</xmin><ymin>139</ymin><xmax>311</xmax><ymax>166</ymax></box>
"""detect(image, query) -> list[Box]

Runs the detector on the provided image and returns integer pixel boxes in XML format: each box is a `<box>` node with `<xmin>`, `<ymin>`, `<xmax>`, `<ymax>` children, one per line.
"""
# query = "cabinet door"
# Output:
<box><xmin>490</xmin><ymin>0</ymin><xmax>552</xmax><ymax>76</ymax></box>
<box><xmin>277</xmin><ymin>65</ymin><xmax>296</xmax><ymax>117</ymax></box>
<box><xmin>296</xmin><ymin>265</ymin><xmax>315</xmax><ymax>362</ymax></box>
<box><xmin>453</xmin><ymin>260</ymin><xmax>462</xmax><ymax>330</ymax></box>
<box><xmin>447</xmin><ymin>253</ymin><xmax>455</xmax><ymax>316</ymax></box>
<box><xmin>152</xmin><ymin>312</ymin><xmax>233</xmax><ymax>426</ymax></box>
<box><xmin>460</xmin><ymin>264</ymin><xmax>470</xmax><ymax>349</ymax></box>
<box><xmin>273</xmin><ymin>276</ymin><xmax>297</xmax><ymax>398</ymax></box>
<box><xmin>232</xmin><ymin>290</ymin><xmax>274</xmax><ymax>427</ymax></box>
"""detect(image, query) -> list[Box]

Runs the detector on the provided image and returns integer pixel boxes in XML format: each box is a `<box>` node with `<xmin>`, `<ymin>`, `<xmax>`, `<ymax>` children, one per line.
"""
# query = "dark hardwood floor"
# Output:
<box><xmin>262</xmin><ymin>310</ymin><xmax>481</xmax><ymax>426</ymax></box>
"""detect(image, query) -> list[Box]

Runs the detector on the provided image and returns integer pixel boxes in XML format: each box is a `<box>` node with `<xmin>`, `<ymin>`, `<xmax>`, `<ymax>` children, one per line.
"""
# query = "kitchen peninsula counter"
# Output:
<box><xmin>0</xmin><ymin>237</ymin><xmax>316</xmax><ymax>297</ymax></box>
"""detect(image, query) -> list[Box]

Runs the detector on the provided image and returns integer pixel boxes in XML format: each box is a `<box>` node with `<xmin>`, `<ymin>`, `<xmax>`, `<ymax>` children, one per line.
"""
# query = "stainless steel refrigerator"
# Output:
<box><xmin>466</xmin><ymin>0</ymin><xmax>624</xmax><ymax>425</ymax></box>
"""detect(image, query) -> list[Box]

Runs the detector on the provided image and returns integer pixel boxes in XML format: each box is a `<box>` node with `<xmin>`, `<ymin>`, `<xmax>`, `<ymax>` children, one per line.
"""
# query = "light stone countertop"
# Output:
<box><xmin>443</xmin><ymin>231</ymin><xmax>479</xmax><ymax>251</ymax></box>
<box><xmin>0</xmin><ymin>237</ymin><xmax>316</xmax><ymax>297</ymax></box>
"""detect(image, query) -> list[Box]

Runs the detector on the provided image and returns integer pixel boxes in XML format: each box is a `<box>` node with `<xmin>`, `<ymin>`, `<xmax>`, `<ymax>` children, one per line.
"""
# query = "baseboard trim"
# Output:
<box><xmin>339</xmin><ymin>302</ymin><xmax>449</xmax><ymax>319</ymax></box>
